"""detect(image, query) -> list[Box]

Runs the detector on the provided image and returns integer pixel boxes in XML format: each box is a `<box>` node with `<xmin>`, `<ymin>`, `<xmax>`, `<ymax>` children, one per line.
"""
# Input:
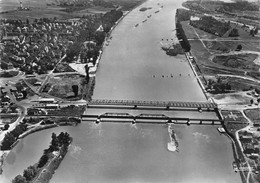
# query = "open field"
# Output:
<box><xmin>181</xmin><ymin>19</ymin><xmax>260</xmax><ymax>88</ymax></box>
<box><xmin>0</xmin><ymin>0</ymin><xmax>146</xmax><ymax>21</ymax></box>
<box><xmin>42</xmin><ymin>74</ymin><xmax>85</xmax><ymax>100</ymax></box>
<box><xmin>213</xmin><ymin>54</ymin><xmax>259</xmax><ymax>71</ymax></box>
<box><xmin>220</xmin><ymin>77</ymin><xmax>260</xmax><ymax>92</ymax></box>
<box><xmin>244</xmin><ymin>108</ymin><xmax>260</xmax><ymax>125</ymax></box>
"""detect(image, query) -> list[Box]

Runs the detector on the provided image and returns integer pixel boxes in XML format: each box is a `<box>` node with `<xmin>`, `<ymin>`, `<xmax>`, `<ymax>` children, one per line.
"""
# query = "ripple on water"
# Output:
<box><xmin>69</xmin><ymin>145</ymin><xmax>82</xmax><ymax>160</ymax></box>
<box><xmin>5</xmin><ymin>151</ymin><xmax>16</xmax><ymax>165</ymax></box>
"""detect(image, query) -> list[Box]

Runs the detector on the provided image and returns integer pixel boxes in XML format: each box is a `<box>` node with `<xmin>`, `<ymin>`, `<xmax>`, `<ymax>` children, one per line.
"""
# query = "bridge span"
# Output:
<box><xmin>87</xmin><ymin>99</ymin><xmax>217</xmax><ymax>111</ymax></box>
<box><xmin>81</xmin><ymin>112</ymin><xmax>223</xmax><ymax>126</ymax></box>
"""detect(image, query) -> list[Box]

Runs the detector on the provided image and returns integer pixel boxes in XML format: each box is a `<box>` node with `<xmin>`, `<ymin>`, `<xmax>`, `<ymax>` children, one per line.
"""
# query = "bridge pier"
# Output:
<box><xmin>96</xmin><ymin>116</ymin><xmax>101</xmax><ymax>124</ymax></box>
<box><xmin>187</xmin><ymin>119</ymin><xmax>191</xmax><ymax>126</ymax></box>
<box><xmin>132</xmin><ymin>118</ymin><xmax>136</xmax><ymax>124</ymax></box>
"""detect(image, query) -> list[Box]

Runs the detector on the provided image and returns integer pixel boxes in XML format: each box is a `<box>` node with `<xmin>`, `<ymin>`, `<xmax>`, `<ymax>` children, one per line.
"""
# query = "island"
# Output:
<box><xmin>12</xmin><ymin>132</ymin><xmax>72</xmax><ymax>183</ymax></box>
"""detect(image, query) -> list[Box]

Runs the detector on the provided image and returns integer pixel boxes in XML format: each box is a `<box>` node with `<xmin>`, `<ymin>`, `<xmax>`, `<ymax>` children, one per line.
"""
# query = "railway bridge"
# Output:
<box><xmin>83</xmin><ymin>99</ymin><xmax>223</xmax><ymax>126</ymax></box>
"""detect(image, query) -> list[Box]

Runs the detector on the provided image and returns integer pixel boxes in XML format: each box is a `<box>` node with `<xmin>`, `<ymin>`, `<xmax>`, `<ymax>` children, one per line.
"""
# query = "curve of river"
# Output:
<box><xmin>2</xmin><ymin>0</ymin><xmax>241</xmax><ymax>182</ymax></box>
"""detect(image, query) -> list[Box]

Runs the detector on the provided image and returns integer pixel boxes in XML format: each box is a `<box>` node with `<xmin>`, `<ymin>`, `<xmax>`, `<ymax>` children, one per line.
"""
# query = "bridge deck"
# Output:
<box><xmin>81</xmin><ymin>114</ymin><xmax>222</xmax><ymax>125</ymax></box>
<box><xmin>88</xmin><ymin>99</ymin><xmax>217</xmax><ymax>109</ymax></box>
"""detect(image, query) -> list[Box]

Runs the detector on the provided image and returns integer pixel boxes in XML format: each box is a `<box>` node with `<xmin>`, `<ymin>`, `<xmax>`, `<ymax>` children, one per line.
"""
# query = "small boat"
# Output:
<box><xmin>135</xmin><ymin>24</ymin><xmax>139</xmax><ymax>27</ymax></box>
<box><xmin>155</xmin><ymin>10</ymin><xmax>159</xmax><ymax>13</ymax></box>
<box><xmin>167</xmin><ymin>142</ymin><xmax>177</xmax><ymax>152</ymax></box>
<box><xmin>232</xmin><ymin>162</ymin><xmax>239</xmax><ymax>172</ymax></box>
<box><xmin>217</xmin><ymin>127</ymin><xmax>225</xmax><ymax>133</ymax></box>
<box><xmin>147</xmin><ymin>15</ymin><xmax>152</xmax><ymax>18</ymax></box>
<box><xmin>142</xmin><ymin>19</ymin><xmax>147</xmax><ymax>23</ymax></box>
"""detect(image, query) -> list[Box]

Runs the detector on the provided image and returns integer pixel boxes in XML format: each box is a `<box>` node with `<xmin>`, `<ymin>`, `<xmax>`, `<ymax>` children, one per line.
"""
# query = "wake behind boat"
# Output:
<box><xmin>167</xmin><ymin>124</ymin><xmax>179</xmax><ymax>152</ymax></box>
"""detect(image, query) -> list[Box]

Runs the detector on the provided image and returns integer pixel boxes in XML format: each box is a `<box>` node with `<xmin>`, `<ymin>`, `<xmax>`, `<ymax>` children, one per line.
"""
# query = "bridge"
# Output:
<box><xmin>83</xmin><ymin>99</ymin><xmax>222</xmax><ymax>126</ymax></box>
<box><xmin>81</xmin><ymin>112</ymin><xmax>223</xmax><ymax>125</ymax></box>
<box><xmin>87</xmin><ymin>99</ymin><xmax>218</xmax><ymax>110</ymax></box>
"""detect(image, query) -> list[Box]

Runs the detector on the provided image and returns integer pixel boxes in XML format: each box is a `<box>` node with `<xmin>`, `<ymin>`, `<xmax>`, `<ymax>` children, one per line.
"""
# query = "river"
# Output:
<box><xmin>2</xmin><ymin>0</ymin><xmax>241</xmax><ymax>182</ymax></box>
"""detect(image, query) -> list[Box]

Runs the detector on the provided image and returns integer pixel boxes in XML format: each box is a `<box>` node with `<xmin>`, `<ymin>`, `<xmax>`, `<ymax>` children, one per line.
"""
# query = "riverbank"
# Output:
<box><xmin>223</xmin><ymin>127</ymin><xmax>247</xmax><ymax>183</ymax></box>
<box><xmin>185</xmin><ymin>52</ymin><xmax>210</xmax><ymax>100</ymax></box>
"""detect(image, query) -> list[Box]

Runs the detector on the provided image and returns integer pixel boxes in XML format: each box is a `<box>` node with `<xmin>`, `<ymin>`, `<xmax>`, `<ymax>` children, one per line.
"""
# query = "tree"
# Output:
<box><xmin>12</xmin><ymin>175</ymin><xmax>27</xmax><ymax>183</ymax></box>
<box><xmin>66</xmin><ymin>42</ymin><xmax>82</xmax><ymax>60</ymax></box>
<box><xmin>229</xmin><ymin>28</ymin><xmax>239</xmax><ymax>37</ymax></box>
<box><xmin>23</xmin><ymin>166</ymin><xmax>37</xmax><ymax>181</ymax></box>
<box><xmin>12</xmin><ymin>125</ymin><xmax>24</xmax><ymax>138</ymax></box>
<box><xmin>37</xmin><ymin>154</ymin><xmax>49</xmax><ymax>168</ymax></box>
<box><xmin>4</xmin><ymin>124</ymin><xmax>10</xmax><ymax>130</ymax></box>
<box><xmin>1</xmin><ymin>132</ymin><xmax>16</xmax><ymax>150</ymax></box>
<box><xmin>250</xmin><ymin>99</ymin><xmax>254</xmax><ymax>105</ymax></box>
<box><xmin>72</xmin><ymin>85</ymin><xmax>79</xmax><ymax>96</ymax></box>
<box><xmin>236</xmin><ymin>45</ymin><xmax>242</xmax><ymax>51</ymax></box>
<box><xmin>250</xmin><ymin>29</ymin><xmax>255</xmax><ymax>36</ymax></box>
<box><xmin>51</xmin><ymin>133</ymin><xmax>59</xmax><ymax>148</ymax></box>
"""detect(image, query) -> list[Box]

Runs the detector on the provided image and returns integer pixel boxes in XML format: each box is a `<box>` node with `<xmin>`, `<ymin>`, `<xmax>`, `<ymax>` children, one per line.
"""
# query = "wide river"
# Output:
<box><xmin>2</xmin><ymin>0</ymin><xmax>241</xmax><ymax>183</ymax></box>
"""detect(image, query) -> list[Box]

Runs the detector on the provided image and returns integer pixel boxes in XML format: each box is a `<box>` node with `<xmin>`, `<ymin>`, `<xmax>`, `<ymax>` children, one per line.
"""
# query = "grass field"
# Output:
<box><xmin>0</xmin><ymin>0</ymin><xmax>146</xmax><ymax>21</ymax></box>
<box><xmin>244</xmin><ymin>108</ymin><xmax>260</xmax><ymax>124</ymax></box>
<box><xmin>182</xmin><ymin>19</ymin><xmax>260</xmax><ymax>93</ymax></box>
<box><xmin>43</xmin><ymin>74</ymin><xmax>85</xmax><ymax>100</ymax></box>
<box><xmin>213</xmin><ymin>53</ymin><xmax>259</xmax><ymax>71</ymax></box>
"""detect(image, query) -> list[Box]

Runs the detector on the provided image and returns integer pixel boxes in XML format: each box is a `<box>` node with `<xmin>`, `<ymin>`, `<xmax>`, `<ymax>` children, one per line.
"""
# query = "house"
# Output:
<box><xmin>244</xmin><ymin>144</ymin><xmax>254</xmax><ymax>154</ymax></box>
<box><xmin>14</xmin><ymin>92</ymin><xmax>23</xmax><ymax>99</ymax></box>
<box><xmin>240</xmin><ymin>135</ymin><xmax>253</xmax><ymax>143</ymax></box>
<box><xmin>1</xmin><ymin>88</ymin><xmax>8</xmax><ymax>94</ymax></box>
<box><xmin>1</xmin><ymin>36</ymin><xmax>19</xmax><ymax>42</ymax></box>
<box><xmin>1</xmin><ymin>97</ymin><xmax>10</xmax><ymax>106</ymax></box>
<box><xmin>34</xmin><ymin>81</ymin><xmax>42</xmax><ymax>86</ymax></box>
<box><xmin>32</xmin><ymin>103</ymin><xmax>46</xmax><ymax>108</ymax></box>
<box><xmin>66</xmin><ymin>92</ymin><xmax>75</xmax><ymax>98</ymax></box>
<box><xmin>10</xmin><ymin>86</ymin><xmax>17</xmax><ymax>92</ymax></box>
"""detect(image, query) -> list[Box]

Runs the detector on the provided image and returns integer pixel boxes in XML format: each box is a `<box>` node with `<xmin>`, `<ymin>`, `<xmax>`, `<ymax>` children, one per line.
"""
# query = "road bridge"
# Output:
<box><xmin>87</xmin><ymin>99</ymin><xmax>217</xmax><ymax>111</ymax></box>
<box><xmin>81</xmin><ymin>112</ymin><xmax>222</xmax><ymax>125</ymax></box>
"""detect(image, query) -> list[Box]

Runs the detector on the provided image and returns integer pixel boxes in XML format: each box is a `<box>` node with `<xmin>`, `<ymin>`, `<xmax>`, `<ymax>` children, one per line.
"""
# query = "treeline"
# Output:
<box><xmin>206</xmin><ymin>78</ymin><xmax>232</xmax><ymax>94</ymax></box>
<box><xmin>176</xmin><ymin>9</ymin><xmax>191</xmax><ymax>52</ymax></box>
<box><xmin>220</xmin><ymin>1</ymin><xmax>259</xmax><ymax>12</ymax></box>
<box><xmin>190</xmin><ymin>16</ymin><xmax>231</xmax><ymax>37</ymax></box>
<box><xmin>65</xmin><ymin>9</ymin><xmax>123</xmax><ymax>64</ymax></box>
<box><xmin>102</xmin><ymin>9</ymin><xmax>123</xmax><ymax>33</ymax></box>
<box><xmin>175</xmin><ymin>8</ymin><xmax>191</xmax><ymax>22</ymax></box>
<box><xmin>12</xmin><ymin>132</ymin><xmax>72</xmax><ymax>183</ymax></box>
<box><xmin>1</xmin><ymin>123</ymin><xmax>27</xmax><ymax>150</ymax></box>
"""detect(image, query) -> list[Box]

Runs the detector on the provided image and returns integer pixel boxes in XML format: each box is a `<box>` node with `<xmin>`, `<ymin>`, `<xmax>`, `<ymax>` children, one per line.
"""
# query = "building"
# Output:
<box><xmin>240</xmin><ymin>135</ymin><xmax>253</xmax><ymax>143</ymax></box>
<box><xmin>45</xmin><ymin>104</ymin><xmax>59</xmax><ymax>109</ymax></box>
<box><xmin>37</xmin><ymin>98</ymin><xmax>56</xmax><ymax>103</ymax></box>
<box><xmin>244</xmin><ymin>144</ymin><xmax>254</xmax><ymax>154</ymax></box>
<box><xmin>10</xmin><ymin>86</ymin><xmax>17</xmax><ymax>92</ymax></box>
